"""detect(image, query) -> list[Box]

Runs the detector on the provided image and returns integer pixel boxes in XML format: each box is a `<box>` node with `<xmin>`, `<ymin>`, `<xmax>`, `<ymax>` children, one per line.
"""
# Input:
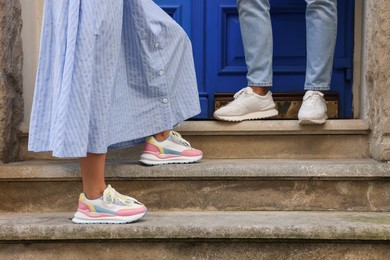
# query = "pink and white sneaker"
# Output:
<box><xmin>72</xmin><ymin>185</ymin><xmax>147</xmax><ymax>224</ymax></box>
<box><xmin>139</xmin><ymin>131</ymin><xmax>203</xmax><ymax>166</ymax></box>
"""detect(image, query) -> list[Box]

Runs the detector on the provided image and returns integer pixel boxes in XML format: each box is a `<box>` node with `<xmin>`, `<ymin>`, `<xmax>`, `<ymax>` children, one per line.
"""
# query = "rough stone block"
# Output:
<box><xmin>0</xmin><ymin>0</ymin><xmax>23</xmax><ymax>162</ymax></box>
<box><xmin>366</xmin><ymin>1</ymin><xmax>390</xmax><ymax>161</ymax></box>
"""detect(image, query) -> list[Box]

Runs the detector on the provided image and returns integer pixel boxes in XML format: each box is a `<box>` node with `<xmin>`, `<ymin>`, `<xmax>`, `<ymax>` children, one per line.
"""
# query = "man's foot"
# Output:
<box><xmin>213</xmin><ymin>87</ymin><xmax>278</xmax><ymax>122</ymax></box>
<box><xmin>72</xmin><ymin>185</ymin><xmax>147</xmax><ymax>224</ymax></box>
<box><xmin>298</xmin><ymin>91</ymin><xmax>328</xmax><ymax>125</ymax></box>
<box><xmin>139</xmin><ymin>131</ymin><xmax>203</xmax><ymax>166</ymax></box>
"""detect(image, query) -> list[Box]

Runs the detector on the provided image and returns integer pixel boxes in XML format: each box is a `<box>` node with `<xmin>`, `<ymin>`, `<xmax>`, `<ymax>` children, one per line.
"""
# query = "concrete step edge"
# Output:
<box><xmin>1</xmin><ymin>159</ymin><xmax>390</xmax><ymax>181</ymax></box>
<box><xmin>175</xmin><ymin>119</ymin><xmax>370</xmax><ymax>135</ymax></box>
<box><xmin>1</xmin><ymin>211</ymin><xmax>389</xmax><ymax>242</ymax></box>
<box><xmin>19</xmin><ymin>120</ymin><xmax>370</xmax><ymax>137</ymax></box>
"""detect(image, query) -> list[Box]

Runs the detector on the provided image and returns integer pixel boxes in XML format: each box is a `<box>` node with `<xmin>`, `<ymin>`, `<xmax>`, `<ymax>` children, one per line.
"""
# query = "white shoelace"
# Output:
<box><xmin>170</xmin><ymin>131</ymin><xmax>191</xmax><ymax>148</ymax></box>
<box><xmin>233</xmin><ymin>87</ymin><xmax>252</xmax><ymax>99</ymax></box>
<box><xmin>305</xmin><ymin>92</ymin><xmax>323</xmax><ymax>105</ymax></box>
<box><xmin>103</xmin><ymin>185</ymin><xmax>141</xmax><ymax>206</ymax></box>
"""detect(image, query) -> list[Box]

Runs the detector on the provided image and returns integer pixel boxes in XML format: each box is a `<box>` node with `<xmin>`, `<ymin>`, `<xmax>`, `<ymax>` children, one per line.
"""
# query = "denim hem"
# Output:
<box><xmin>304</xmin><ymin>84</ymin><xmax>330</xmax><ymax>91</ymax></box>
<box><xmin>247</xmin><ymin>82</ymin><xmax>272</xmax><ymax>87</ymax></box>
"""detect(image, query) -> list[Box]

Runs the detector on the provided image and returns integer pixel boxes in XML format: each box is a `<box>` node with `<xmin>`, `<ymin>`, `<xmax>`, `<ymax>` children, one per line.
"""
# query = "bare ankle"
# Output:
<box><xmin>154</xmin><ymin>130</ymin><xmax>170</xmax><ymax>142</ymax></box>
<box><xmin>85</xmin><ymin>190</ymin><xmax>104</xmax><ymax>200</ymax></box>
<box><xmin>250</xmin><ymin>86</ymin><xmax>269</xmax><ymax>96</ymax></box>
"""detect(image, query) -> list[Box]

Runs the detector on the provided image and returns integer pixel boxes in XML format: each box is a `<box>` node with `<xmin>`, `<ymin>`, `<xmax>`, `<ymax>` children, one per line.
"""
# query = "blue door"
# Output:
<box><xmin>154</xmin><ymin>0</ymin><xmax>355</xmax><ymax>118</ymax></box>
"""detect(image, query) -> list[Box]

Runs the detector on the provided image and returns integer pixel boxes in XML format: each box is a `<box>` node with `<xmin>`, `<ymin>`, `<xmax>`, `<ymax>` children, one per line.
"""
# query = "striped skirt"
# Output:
<box><xmin>28</xmin><ymin>0</ymin><xmax>201</xmax><ymax>158</ymax></box>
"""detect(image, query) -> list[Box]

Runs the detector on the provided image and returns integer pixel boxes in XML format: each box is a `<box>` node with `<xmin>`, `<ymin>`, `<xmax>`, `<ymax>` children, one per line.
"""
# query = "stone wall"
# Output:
<box><xmin>0</xmin><ymin>0</ymin><xmax>23</xmax><ymax>162</ymax></box>
<box><xmin>365</xmin><ymin>0</ymin><xmax>390</xmax><ymax>161</ymax></box>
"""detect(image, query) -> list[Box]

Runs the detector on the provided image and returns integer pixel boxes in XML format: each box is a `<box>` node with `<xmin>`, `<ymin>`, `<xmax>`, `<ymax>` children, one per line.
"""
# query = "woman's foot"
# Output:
<box><xmin>139</xmin><ymin>131</ymin><xmax>203</xmax><ymax>166</ymax></box>
<box><xmin>72</xmin><ymin>185</ymin><xmax>147</xmax><ymax>224</ymax></box>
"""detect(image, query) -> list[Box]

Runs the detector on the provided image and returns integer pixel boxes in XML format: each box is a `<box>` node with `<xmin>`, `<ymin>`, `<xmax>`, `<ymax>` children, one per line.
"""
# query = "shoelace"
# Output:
<box><xmin>102</xmin><ymin>185</ymin><xmax>141</xmax><ymax>206</ymax></box>
<box><xmin>305</xmin><ymin>92</ymin><xmax>323</xmax><ymax>105</ymax></box>
<box><xmin>233</xmin><ymin>87</ymin><xmax>252</xmax><ymax>99</ymax></box>
<box><xmin>170</xmin><ymin>131</ymin><xmax>191</xmax><ymax>148</ymax></box>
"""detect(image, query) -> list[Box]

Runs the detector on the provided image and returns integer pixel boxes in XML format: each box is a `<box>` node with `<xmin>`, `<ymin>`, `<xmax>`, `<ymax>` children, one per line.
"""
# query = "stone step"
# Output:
<box><xmin>18</xmin><ymin>119</ymin><xmax>370</xmax><ymax>160</ymax></box>
<box><xmin>1</xmin><ymin>211</ymin><xmax>390</xmax><ymax>259</ymax></box>
<box><xmin>1</xmin><ymin>159</ymin><xmax>389</xmax><ymax>213</ymax></box>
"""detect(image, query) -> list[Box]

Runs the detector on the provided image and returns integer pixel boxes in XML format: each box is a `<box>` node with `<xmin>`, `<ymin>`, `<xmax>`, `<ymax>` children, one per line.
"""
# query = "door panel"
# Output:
<box><xmin>154</xmin><ymin>0</ymin><xmax>355</xmax><ymax>118</ymax></box>
<box><xmin>153</xmin><ymin>0</ymin><xmax>208</xmax><ymax>118</ymax></box>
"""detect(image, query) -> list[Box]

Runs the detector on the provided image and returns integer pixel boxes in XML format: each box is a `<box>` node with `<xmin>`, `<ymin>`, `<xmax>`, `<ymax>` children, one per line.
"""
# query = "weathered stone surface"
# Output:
<box><xmin>187</xmin><ymin>135</ymin><xmax>368</xmax><ymax>159</ymax></box>
<box><xmin>1</xmin><ymin>211</ymin><xmax>390</xmax><ymax>241</ymax></box>
<box><xmin>18</xmin><ymin>134</ymin><xmax>371</xmax><ymax>160</ymax></box>
<box><xmin>3</xmin><ymin>179</ymin><xmax>390</xmax><ymax>213</ymax></box>
<box><xmin>1</xmin><ymin>160</ymin><xmax>389</xmax><ymax>213</ymax></box>
<box><xmin>2</xmin><ymin>159</ymin><xmax>390</xmax><ymax>180</ymax></box>
<box><xmin>17</xmin><ymin>120</ymin><xmax>370</xmax><ymax>160</ymax></box>
<box><xmin>2</xmin><ymin>242</ymin><xmax>390</xmax><ymax>260</ymax></box>
<box><xmin>0</xmin><ymin>0</ymin><xmax>23</xmax><ymax>163</ymax></box>
<box><xmin>366</xmin><ymin>1</ymin><xmax>390</xmax><ymax>161</ymax></box>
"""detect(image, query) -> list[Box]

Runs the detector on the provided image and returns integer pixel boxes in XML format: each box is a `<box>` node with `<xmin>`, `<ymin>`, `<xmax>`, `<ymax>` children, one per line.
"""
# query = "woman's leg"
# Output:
<box><xmin>74</xmin><ymin>153</ymin><xmax>147</xmax><ymax>224</ymax></box>
<box><xmin>80</xmin><ymin>153</ymin><xmax>107</xmax><ymax>199</ymax></box>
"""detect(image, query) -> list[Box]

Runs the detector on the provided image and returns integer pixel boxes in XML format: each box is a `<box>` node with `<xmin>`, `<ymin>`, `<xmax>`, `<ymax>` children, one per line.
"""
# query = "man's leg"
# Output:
<box><xmin>213</xmin><ymin>0</ymin><xmax>277</xmax><ymax>122</ymax></box>
<box><xmin>238</xmin><ymin>0</ymin><xmax>273</xmax><ymax>89</ymax></box>
<box><xmin>298</xmin><ymin>0</ymin><xmax>337</xmax><ymax>124</ymax></box>
<box><xmin>305</xmin><ymin>0</ymin><xmax>337</xmax><ymax>90</ymax></box>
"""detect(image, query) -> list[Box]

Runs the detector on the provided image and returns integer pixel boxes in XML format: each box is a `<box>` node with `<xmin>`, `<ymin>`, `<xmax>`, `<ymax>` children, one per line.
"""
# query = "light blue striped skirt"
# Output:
<box><xmin>28</xmin><ymin>0</ymin><xmax>201</xmax><ymax>158</ymax></box>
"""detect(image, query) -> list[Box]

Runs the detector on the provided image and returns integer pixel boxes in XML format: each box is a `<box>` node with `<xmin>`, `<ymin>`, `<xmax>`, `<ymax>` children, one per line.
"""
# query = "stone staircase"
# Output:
<box><xmin>1</xmin><ymin>120</ymin><xmax>390</xmax><ymax>259</ymax></box>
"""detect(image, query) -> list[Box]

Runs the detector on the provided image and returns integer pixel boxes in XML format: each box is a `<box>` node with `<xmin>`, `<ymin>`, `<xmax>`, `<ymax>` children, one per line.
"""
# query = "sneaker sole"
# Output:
<box><xmin>214</xmin><ymin>109</ymin><xmax>278</xmax><ymax>122</ymax></box>
<box><xmin>72</xmin><ymin>211</ymin><xmax>147</xmax><ymax>224</ymax></box>
<box><xmin>299</xmin><ymin>116</ymin><xmax>328</xmax><ymax>125</ymax></box>
<box><xmin>139</xmin><ymin>153</ymin><xmax>203</xmax><ymax>166</ymax></box>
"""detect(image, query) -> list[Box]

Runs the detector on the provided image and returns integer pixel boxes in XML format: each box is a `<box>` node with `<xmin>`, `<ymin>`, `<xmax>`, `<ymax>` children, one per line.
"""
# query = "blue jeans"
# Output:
<box><xmin>237</xmin><ymin>0</ymin><xmax>337</xmax><ymax>91</ymax></box>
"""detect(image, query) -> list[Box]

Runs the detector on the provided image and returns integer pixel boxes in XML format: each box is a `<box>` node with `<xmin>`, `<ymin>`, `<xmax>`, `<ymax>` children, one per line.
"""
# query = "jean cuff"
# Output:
<box><xmin>247</xmin><ymin>82</ymin><xmax>272</xmax><ymax>87</ymax></box>
<box><xmin>304</xmin><ymin>84</ymin><xmax>330</xmax><ymax>91</ymax></box>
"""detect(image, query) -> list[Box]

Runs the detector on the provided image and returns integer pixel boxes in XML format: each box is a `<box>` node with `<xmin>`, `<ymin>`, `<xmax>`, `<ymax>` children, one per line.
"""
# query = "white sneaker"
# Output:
<box><xmin>213</xmin><ymin>87</ymin><xmax>278</xmax><ymax>122</ymax></box>
<box><xmin>298</xmin><ymin>91</ymin><xmax>328</xmax><ymax>125</ymax></box>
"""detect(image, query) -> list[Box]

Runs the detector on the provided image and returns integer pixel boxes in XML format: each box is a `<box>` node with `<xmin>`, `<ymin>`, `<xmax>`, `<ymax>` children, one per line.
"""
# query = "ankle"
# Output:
<box><xmin>153</xmin><ymin>130</ymin><xmax>170</xmax><ymax>142</ymax></box>
<box><xmin>85</xmin><ymin>191</ymin><xmax>103</xmax><ymax>200</ymax></box>
<box><xmin>250</xmin><ymin>86</ymin><xmax>269</xmax><ymax>96</ymax></box>
<box><xmin>84</xmin><ymin>186</ymin><xmax>106</xmax><ymax>200</ymax></box>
